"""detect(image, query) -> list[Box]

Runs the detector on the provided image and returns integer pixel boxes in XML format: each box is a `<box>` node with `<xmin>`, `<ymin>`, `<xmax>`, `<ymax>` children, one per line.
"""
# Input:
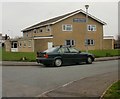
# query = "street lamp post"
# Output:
<box><xmin>85</xmin><ymin>5</ymin><xmax>89</xmax><ymax>52</ymax></box>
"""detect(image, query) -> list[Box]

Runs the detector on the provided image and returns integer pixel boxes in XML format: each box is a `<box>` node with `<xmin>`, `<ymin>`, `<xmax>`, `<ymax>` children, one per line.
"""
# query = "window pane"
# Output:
<box><xmin>63</xmin><ymin>25</ymin><xmax>66</xmax><ymax>30</ymax></box>
<box><xmin>71</xmin><ymin>40</ymin><xmax>75</xmax><ymax>45</ymax></box>
<box><xmin>58</xmin><ymin>48</ymin><xmax>69</xmax><ymax>53</ymax></box>
<box><xmin>40</xmin><ymin>29</ymin><xmax>43</xmax><ymax>32</ymax></box>
<box><xmin>66</xmin><ymin>40</ymin><xmax>71</xmax><ymax>45</ymax></box>
<box><xmin>88</xmin><ymin>25</ymin><xmax>96</xmax><ymax>31</ymax></box>
<box><xmin>88</xmin><ymin>39</ymin><xmax>90</xmax><ymax>45</ymax></box>
<box><xmin>91</xmin><ymin>40</ymin><xmax>95</xmax><ymax>45</ymax></box>
<box><xmin>63</xmin><ymin>25</ymin><xmax>72</xmax><ymax>31</ymax></box>
<box><xmin>68</xmin><ymin>47</ymin><xmax>79</xmax><ymax>53</ymax></box>
<box><xmin>89</xmin><ymin>25</ymin><xmax>91</xmax><ymax>30</ymax></box>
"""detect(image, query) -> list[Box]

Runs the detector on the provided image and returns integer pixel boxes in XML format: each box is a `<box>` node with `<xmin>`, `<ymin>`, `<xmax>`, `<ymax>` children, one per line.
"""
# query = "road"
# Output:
<box><xmin>2</xmin><ymin>60</ymin><xmax>118</xmax><ymax>97</ymax></box>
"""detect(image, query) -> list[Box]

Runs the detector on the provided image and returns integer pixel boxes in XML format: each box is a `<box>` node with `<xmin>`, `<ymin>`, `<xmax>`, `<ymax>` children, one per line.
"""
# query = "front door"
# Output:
<box><xmin>48</xmin><ymin>42</ymin><xmax>53</xmax><ymax>49</ymax></box>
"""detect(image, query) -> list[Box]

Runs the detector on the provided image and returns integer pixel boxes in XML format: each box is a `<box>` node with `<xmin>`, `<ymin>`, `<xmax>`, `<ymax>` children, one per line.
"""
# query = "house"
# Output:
<box><xmin>114</xmin><ymin>35</ymin><xmax>120</xmax><ymax>49</ymax></box>
<box><xmin>103</xmin><ymin>36</ymin><xmax>115</xmax><ymax>49</ymax></box>
<box><xmin>0</xmin><ymin>34</ymin><xmax>2</xmax><ymax>47</ymax></box>
<box><xmin>6</xmin><ymin>9</ymin><xmax>106</xmax><ymax>52</ymax></box>
<box><xmin>0</xmin><ymin>34</ymin><xmax>10</xmax><ymax>48</ymax></box>
<box><xmin>114</xmin><ymin>40</ymin><xmax>120</xmax><ymax>49</ymax></box>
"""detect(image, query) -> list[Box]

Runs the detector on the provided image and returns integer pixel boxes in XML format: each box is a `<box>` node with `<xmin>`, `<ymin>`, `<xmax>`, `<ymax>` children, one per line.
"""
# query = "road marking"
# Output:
<box><xmin>36</xmin><ymin>80</ymin><xmax>77</xmax><ymax>97</ymax></box>
<box><xmin>62</xmin><ymin>81</ymin><xmax>74</xmax><ymax>87</ymax></box>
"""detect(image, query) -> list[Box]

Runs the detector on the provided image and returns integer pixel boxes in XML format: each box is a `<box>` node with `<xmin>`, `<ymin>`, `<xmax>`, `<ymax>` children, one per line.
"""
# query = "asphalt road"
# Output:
<box><xmin>2</xmin><ymin>60</ymin><xmax>118</xmax><ymax>97</ymax></box>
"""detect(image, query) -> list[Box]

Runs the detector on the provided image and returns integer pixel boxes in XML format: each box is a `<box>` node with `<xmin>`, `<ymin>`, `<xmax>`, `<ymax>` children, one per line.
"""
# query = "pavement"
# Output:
<box><xmin>2</xmin><ymin>61</ymin><xmax>40</xmax><ymax>66</ymax></box>
<box><xmin>39</xmin><ymin>71</ymin><xmax>118</xmax><ymax>98</ymax></box>
<box><xmin>2</xmin><ymin>56</ymin><xmax>120</xmax><ymax>98</ymax></box>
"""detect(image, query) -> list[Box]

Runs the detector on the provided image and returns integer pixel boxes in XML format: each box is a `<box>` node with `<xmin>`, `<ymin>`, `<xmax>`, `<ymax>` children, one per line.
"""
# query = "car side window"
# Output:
<box><xmin>68</xmin><ymin>47</ymin><xmax>79</xmax><ymax>53</ymax></box>
<box><xmin>58</xmin><ymin>48</ymin><xmax>69</xmax><ymax>54</ymax></box>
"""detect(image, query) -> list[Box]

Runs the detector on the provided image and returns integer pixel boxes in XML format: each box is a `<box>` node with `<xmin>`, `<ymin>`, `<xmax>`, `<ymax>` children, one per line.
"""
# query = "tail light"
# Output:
<box><xmin>44</xmin><ymin>54</ymin><xmax>48</xmax><ymax>58</ymax></box>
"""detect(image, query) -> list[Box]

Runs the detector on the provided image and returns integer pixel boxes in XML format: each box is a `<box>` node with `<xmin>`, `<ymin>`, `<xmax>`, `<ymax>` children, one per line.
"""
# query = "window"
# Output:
<box><xmin>39</xmin><ymin>28</ymin><xmax>43</xmax><ymax>32</ymax></box>
<box><xmin>65</xmin><ymin>40</ymin><xmax>75</xmax><ymax>46</ymax></box>
<box><xmin>19</xmin><ymin>42</ymin><xmax>22</xmax><ymax>47</ymax></box>
<box><xmin>87</xmin><ymin>25</ymin><xmax>96</xmax><ymax>31</ymax></box>
<box><xmin>23</xmin><ymin>41</ymin><xmax>26</xmax><ymax>47</ymax></box>
<box><xmin>33</xmin><ymin>29</ymin><xmax>37</xmax><ymax>33</ymax></box>
<box><xmin>62</xmin><ymin>24</ymin><xmax>72</xmax><ymax>31</ymax></box>
<box><xmin>26</xmin><ymin>33</ymin><xmax>28</xmax><ymax>37</ymax></box>
<box><xmin>85</xmin><ymin>39</ymin><xmax>95</xmax><ymax>45</ymax></box>
<box><xmin>58</xmin><ymin>47</ymin><xmax>69</xmax><ymax>53</ymax></box>
<box><xmin>46</xmin><ymin>26</ymin><xmax>51</xmax><ymax>32</ymax></box>
<box><xmin>28</xmin><ymin>40</ymin><xmax>32</xmax><ymax>47</ymax></box>
<box><xmin>68</xmin><ymin>47</ymin><xmax>79</xmax><ymax>53</ymax></box>
<box><xmin>73</xmin><ymin>18</ymin><xmax>86</xmax><ymax>23</ymax></box>
<box><xmin>44</xmin><ymin>47</ymin><xmax>57</xmax><ymax>53</ymax></box>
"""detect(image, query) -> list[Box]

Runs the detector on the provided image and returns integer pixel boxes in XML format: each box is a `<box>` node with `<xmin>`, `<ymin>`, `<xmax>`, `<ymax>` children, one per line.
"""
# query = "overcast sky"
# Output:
<box><xmin>0</xmin><ymin>1</ymin><xmax>119</xmax><ymax>39</ymax></box>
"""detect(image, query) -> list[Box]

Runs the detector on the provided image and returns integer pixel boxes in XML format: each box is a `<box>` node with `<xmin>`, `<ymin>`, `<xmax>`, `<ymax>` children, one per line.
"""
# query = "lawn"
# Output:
<box><xmin>2</xmin><ymin>48</ymin><xmax>120</xmax><ymax>62</ymax></box>
<box><xmin>0</xmin><ymin>47</ymin><xmax>2</xmax><ymax>60</ymax></box>
<box><xmin>2</xmin><ymin>48</ymin><xmax>36</xmax><ymax>62</ymax></box>
<box><xmin>103</xmin><ymin>80</ymin><xmax>120</xmax><ymax>98</ymax></box>
<box><xmin>88</xmin><ymin>49</ymin><xmax>120</xmax><ymax>58</ymax></box>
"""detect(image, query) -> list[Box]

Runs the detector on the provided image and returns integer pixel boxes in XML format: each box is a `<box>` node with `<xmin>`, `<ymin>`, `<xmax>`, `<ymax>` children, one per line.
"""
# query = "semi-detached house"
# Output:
<box><xmin>5</xmin><ymin>9</ymin><xmax>106</xmax><ymax>52</ymax></box>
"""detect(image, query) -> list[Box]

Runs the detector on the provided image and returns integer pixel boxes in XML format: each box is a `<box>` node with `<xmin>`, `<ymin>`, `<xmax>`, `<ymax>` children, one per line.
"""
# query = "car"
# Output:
<box><xmin>36</xmin><ymin>45</ymin><xmax>95</xmax><ymax>67</ymax></box>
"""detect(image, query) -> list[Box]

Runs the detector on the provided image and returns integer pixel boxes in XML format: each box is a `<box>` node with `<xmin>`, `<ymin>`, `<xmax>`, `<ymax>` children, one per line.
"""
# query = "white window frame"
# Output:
<box><xmin>33</xmin><ymin>29</ymin><xmax>37</xmax><ymax>33</ymax></box>
<box><xmin>65</xmin><ymin>40</ymin><xmax>75</xmax><ymax>46</ymax></box>
<box><xmin>87</xmin><ymin>25</ymin><xmax>96</xmax><ymax>31</ymax></box>
<box><xmin>19</xmin><ymin>42</ymin><xmax>22</xmax><ymax>48</ymax></box>
<box><xmin>28</xmin><ymin>40</ymin><xmax>32</xmax><ymax>48</ymax></box>
<box><xmin>46</xmin><ymin>26</ymin><xmax>51</xmax><ymax>32</ymax></box>
<box><xmin>62</xmin><ymin>24</ymin><xmax>73</xmax><ymax>31</ymax></box>
<box><xmin>85</xmin><ymin>39</ymin><xmax>95</xmax><ymax>46</ymax></box>
<box><xmin>39</xmin><ymin>28</ymin><xmax>43</xmax><ymax>33</ymax></box>
<box><xmin>23</xmin><ymin>41</ymin><xmax>26</xmax><ymax>48</ymax></box>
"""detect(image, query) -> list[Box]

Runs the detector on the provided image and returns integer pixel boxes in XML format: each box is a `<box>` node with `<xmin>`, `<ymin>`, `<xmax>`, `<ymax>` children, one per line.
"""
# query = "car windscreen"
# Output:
<box><xmin>44</xmin><ymin>47</ymin><xmax>58</xmax><ymax>53</ymax></box>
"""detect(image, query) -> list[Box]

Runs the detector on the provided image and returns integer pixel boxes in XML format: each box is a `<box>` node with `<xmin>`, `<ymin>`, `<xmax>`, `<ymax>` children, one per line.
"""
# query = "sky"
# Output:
<box><xmin>0</xmin><ymin>0</ymin><xmax>119</xmax><ymax>39</ymax></box>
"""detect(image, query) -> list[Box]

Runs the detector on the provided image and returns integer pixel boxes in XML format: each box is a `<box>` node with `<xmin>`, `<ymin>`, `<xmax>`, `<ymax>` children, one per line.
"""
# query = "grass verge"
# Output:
<box><xmin>88</xmin><ymin>49</ymin><xmax>120</xmax><ymax>58</ymax></box>
<box><xmin>2</xmin><ymin>48</ymin><xmax>120</xmax><ymax>62</ymax></box>
<box><xmin>102</xmin><ymin>80</ymin><xmax>120</xmax><ymax>98</ymax></box>
<box><xmin>2</xmin><ymin>48</ymin><xmax>36</xmax><ymax>62</ymax></box>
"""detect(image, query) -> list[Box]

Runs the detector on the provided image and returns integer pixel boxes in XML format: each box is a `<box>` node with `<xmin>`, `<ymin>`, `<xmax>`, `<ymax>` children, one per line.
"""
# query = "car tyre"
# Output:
<box><xmin>54</xmin><ymin>59</ymin><xmax>62</xmax><ymax>67</ymax></box>
<box><xmin>86</xmin><ymin>56</ymin><xmax>92</xmax><ymax>64</ymax></box>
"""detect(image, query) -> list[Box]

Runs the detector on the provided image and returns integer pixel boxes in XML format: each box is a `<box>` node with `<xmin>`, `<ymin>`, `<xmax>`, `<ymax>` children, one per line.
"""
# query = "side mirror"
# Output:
<box><xmin>79</xmin><ymin>51</ymin><xmax>81</xmax><ymax>53</ymax></box>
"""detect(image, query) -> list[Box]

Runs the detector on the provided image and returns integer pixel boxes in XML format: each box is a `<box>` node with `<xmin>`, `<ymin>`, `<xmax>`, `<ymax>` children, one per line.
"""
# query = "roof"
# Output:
<box><xmin>22</xmin><ymin>9</ymin><xmax>106</xmax><ymax>32</ymax></box>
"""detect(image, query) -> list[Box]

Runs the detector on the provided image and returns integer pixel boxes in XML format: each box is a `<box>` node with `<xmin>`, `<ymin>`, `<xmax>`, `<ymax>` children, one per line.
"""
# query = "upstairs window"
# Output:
<box><xmin>87</xmin><ymin>25</ymin><xmax>96</xmax><ymax>31</ymax></box>
<box><xmin>39</xmin><ymin>28</ymin><xmax>43</xmax><ymax>32</ymax></box>
<box><xmin>62</xmin><ymin>24</ymin><xmax>72</xmax><ymax>31</ymax></box>
<box><xmin>46</xmin><ymin>26</ymin><xmax>51</xmax><ymax>32</ymax></box>
<box><xmin>33</xmin><ymin>29</ymin><xmax>37</xmax><ymax>33</ymax></box>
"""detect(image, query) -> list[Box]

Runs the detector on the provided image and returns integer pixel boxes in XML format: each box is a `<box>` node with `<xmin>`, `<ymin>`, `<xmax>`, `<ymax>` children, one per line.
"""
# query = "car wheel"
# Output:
<box><xmin>54</xmin><ymin>59</ymin><xmax>62</xmax><ymax>67</ymax></box>
<box><xmin>86</xmin><ymin>57</ymin><xmax>92</xmax><ymax>64</ymax></box>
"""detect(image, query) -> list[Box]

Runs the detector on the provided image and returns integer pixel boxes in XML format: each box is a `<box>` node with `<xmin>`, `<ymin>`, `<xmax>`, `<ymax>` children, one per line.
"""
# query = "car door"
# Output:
<box><xmin>58</xmin><ymin>47</ymin><xmax>73</xmax><ymax>64</ymax></box>
<box><xmin>68</xmin><ymin>47</ymin><xmax>87</xmax><ymax>63</ymax></box>
<box><xmin>67</xmin><ymin>47</ymin><xmax>80</xmax><ymax>63</ymax></box>
<box><xmin>79</xmin><ymin>52</ymin><xmax>88</xmax><ymax>62</ymax></box>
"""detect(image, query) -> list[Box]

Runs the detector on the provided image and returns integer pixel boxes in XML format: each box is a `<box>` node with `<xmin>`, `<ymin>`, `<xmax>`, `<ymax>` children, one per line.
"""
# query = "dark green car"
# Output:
<box><xmin>36</xmin><ymin>45</ymin><xmax>95</xmax><ymax>67</ymax></box>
